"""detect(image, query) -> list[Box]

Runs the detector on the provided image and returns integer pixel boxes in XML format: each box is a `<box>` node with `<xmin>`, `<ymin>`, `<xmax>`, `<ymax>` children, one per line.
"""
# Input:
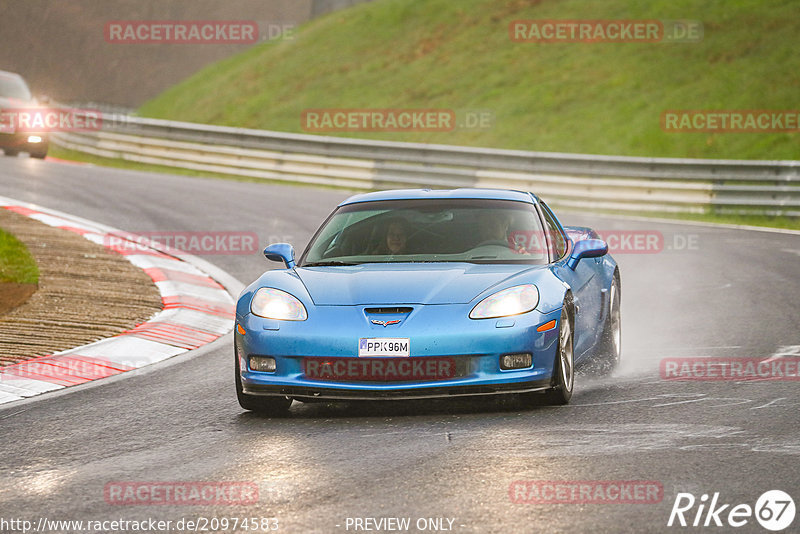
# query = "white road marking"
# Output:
<box><xmin>759</xmin><ymin>345</ymin><xmax>800</xmax><ymax>368</ymax></box>
<box><xmin>653</xmin><ymin>398</ymin><xmax>709</xmax><ymax>407</ymax></box>
<box><xmin>751</xmin><ymin>397</ymin><xmax>789</xmax><ymax>410</ymax></box>
<box><xmin>634</xmin><ymin>345</ymin><xmax>743</xmax><ymax>354</ymax></box>
<box><xmin>572</xmin><ymin>396</ymin><xmax>664</xmax><ymax>407</ymax></box>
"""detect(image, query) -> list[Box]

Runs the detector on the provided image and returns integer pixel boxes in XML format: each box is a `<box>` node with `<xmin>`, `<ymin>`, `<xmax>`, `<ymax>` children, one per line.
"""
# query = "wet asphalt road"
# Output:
<box><xmin>0</xmin><ymin>156</ymin><xmax>798</xmax><ymax>534</ymax></box>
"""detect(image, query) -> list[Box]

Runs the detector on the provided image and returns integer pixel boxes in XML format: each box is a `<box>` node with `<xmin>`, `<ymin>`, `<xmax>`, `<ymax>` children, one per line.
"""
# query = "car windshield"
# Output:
<box><xmin>301</xmin><ymin>198</ymin><xmax>552</xmax><ymax>265</ymax></box>
<box><xmin>0</xmin><ymin>74</ymin><xmax>32</xmax><ymax>100</ymax></box>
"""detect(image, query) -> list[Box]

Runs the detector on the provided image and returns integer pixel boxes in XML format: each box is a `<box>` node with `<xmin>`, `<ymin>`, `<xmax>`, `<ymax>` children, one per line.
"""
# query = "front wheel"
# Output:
<box><xmin>543</xmin><ymin>304</ymin><xmax>574</xmax><ymax>405</ymax></box>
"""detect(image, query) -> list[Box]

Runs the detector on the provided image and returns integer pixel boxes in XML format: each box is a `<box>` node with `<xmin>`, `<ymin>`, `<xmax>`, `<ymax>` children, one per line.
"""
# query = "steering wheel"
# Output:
<box><xmin>474</xmin><ymin>239</ymin><xmax>510</xmax><ymax>248</ymax></box>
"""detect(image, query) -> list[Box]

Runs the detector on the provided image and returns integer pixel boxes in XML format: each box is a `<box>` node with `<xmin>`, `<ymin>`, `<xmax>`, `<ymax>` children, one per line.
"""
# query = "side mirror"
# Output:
<box><xmin>566</xmin><ymin>238</ymin><xmax>608</xmax><ymax>270</ymax></box>
<box><xmin>263</xmin><ymin>243</ymin><xmax>295</xmax><ymax>269</ymax></box>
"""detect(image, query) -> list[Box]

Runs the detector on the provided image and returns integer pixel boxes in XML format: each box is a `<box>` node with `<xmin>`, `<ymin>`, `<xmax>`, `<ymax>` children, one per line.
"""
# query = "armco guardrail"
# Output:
<box><xmin>51</xmin><ymin>114</ymin><xmax>800</xmax><ymax>216</ymax></box>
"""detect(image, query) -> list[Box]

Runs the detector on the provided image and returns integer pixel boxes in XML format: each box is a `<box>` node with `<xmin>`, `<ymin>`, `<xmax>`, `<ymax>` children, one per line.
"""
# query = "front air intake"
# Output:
<box><xmin>364</xmin><ymin>307</ymin><xmax>413</xmax><ymax>314</ymax></box>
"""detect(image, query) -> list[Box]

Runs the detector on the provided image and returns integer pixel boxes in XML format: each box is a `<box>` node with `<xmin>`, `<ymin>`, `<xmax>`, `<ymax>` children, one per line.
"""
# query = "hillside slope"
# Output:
<box><xmin>139</xmin><ymin>0</ymin><xmax>799</xmax><ymax>159</ymax></box>
<box><xmin>0</xmin><ymin>1</ymin><xmax>370</xmax><ymax>106</ymax></box>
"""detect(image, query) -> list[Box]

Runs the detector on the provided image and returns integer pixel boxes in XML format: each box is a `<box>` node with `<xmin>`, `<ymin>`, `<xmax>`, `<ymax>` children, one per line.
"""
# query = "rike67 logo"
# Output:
<box><xmin>668</xmin><ymin>490</ymin><xmax>795</xmax><ymax>531</ymax></box>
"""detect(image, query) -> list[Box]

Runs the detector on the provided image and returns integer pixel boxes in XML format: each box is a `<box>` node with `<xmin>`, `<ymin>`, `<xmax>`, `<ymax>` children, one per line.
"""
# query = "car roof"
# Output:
<box><xmin>340</xmin><ymin>188</ymin><xmax>539</xmax><ymax>206</ymax></box>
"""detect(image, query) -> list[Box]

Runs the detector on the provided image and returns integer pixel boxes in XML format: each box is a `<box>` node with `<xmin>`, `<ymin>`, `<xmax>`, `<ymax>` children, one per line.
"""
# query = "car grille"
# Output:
<box><xmin>300</xmin><ymin>355</ymin><xmax>474</xmax><ymax>384</ymax></box>
<box><xmin>364</xmin><ymin>307</ymin><xmax>413</xmax><ymax>314</ymax></box>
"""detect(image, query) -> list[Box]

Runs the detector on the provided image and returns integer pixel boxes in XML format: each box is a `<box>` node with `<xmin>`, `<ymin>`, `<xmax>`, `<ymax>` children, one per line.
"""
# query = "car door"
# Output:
<box><xmin>538</xmin><ymin>201</ymin><xmax>603</xmax><ymax>359</ymax></box>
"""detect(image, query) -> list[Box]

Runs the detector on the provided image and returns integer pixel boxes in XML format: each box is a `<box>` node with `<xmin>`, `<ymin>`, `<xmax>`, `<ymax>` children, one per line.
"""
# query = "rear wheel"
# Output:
<box><xmin>595</xmin><ymin>273</ymin><xmax>621</xmax><ymax>375</ymax></box>
<box><xmin>235</xmin><ymin>350</ymin><xmax>292</xmax><ymax>415</ymax></box>
<box><xmin>543</xmin><ymin>304</ymin><xmax>574</xmax><ymax>405</ymax></box>
<box><xmin>3</xmin><ymin>149</ymin><xmax>19</xmax><ymax>157</ymax></box>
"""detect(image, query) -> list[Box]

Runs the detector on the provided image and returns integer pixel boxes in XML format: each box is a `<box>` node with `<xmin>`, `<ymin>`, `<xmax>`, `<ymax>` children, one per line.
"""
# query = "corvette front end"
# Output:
<box><xmin>236</xmin><ymin>298</ymin><xmax>562</xmax><ymax>400</ymax></box>
<box><xmin>235</xmin><ymin>189</ymin><xmax>617</xmax><ymax>412</ymax></box>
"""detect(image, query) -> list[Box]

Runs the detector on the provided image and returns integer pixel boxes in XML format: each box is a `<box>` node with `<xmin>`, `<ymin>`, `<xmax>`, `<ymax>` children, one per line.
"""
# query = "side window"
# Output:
<box><xmin>539</xmin><ymin>202</ymin><xmax>567</xmax><ymax>261</ymax></box>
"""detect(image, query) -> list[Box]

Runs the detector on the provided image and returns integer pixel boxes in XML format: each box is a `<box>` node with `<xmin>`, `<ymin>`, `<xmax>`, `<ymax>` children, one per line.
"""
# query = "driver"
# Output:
<box><xmin>476</xmin><ymin>211</ymin><xmax>512</xmax><ymax>245</ymax></box>
<box><xmin>474</xmin><ymin>211</ymin><xmax>531</xmax><ymax>253</ymax></box>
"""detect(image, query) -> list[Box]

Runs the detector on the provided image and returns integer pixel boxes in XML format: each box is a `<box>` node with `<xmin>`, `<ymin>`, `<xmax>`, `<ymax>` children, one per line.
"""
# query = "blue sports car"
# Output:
<box><xmin>235</xmin><ymin>189</ymin><xmax>620</xmax><ymax>414</ymax></box>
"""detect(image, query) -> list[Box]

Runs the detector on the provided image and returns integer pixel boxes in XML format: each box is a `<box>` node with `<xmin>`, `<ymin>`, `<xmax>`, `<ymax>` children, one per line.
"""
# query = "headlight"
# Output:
<box><xmin>251</xmin><ymin>288</ymin><xmax>307</xmax><ymax>321</ymax></box>
<box><xmin>469</xmin><ymin>284</ymin><xmax>539</xmax><ymax>319</ymax></box>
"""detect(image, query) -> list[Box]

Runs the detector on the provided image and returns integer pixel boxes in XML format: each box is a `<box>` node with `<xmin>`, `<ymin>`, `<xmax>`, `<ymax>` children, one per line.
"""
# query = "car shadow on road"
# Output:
<box><xmin>232</xmin><ymin>364</ymin><xmax>634</xmax><ymax>422</ymax></box>
<box><xmin>234</xmin><ymin>392</ymin><xmax>560</xmax><ymax>421</ymax></box>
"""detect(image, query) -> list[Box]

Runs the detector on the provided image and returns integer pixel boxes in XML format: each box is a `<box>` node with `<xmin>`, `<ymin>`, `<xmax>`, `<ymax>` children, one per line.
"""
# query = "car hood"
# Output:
<box><xmin>295</xmin><ymin>263</ymin><xmax>544</xmax><ymax>306</ymax></box>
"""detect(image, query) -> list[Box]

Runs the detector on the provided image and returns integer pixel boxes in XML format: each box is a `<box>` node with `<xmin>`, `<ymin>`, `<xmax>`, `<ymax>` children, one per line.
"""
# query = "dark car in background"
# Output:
<box><xmin>0</xmin><ymin>70</ymin><xmax>49</xmax><ymax>159</ymax></box>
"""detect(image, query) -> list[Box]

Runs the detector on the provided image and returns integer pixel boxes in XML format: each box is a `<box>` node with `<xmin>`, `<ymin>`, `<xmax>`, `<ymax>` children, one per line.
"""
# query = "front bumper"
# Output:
<box><xmin>236</xmin><ymin>303</ymin><xmax>562</xmax><ymax>401</ymax></box>
<box><xmin>244</xmin><ymin>379</ymin><xmax>552</xmax><ymax>400</ymax></box>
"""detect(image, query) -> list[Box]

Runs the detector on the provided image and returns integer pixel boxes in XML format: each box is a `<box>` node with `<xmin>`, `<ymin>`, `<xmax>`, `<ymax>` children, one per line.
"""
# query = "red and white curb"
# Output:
<box><xmin>0</xmin><ymin>196</ymin><xmax>241</xmax><ymax>405</ymax></box>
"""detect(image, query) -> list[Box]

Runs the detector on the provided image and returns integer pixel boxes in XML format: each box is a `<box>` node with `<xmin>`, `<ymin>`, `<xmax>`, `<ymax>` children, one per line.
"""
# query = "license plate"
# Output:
<box><xmin>358</xmin><ymin>338</ymin><xmax>410</xmax><ymax>357</ymax></box>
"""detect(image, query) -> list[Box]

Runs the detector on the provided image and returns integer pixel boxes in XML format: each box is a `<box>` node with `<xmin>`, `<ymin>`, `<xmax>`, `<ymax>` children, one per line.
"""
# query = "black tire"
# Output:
<box><xmin>594</xmin><ymin>272</ymin><xmax>621</xmax><ymax>376</ymax></box>
<box><xmin>235</xmin><ymin>349</ymin><xmax>292</xmax><ymax>415</ymax></box>
<box><xmin>543</xmin><ymin>303</ymin><xmax>575</xmax><ymax>405</ymax></box>
<box><xmin>30</xmin><ymin>148</ymin><xmax>48</xmax><ymax>159</ymax></box>
<box><xmin>3</xmin><ymin>149</ymin><xmax>19</xmax><ymax>157</ymax></box>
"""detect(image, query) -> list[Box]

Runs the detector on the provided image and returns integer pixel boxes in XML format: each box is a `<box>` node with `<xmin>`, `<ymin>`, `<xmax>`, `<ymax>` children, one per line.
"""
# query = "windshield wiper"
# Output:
<box><xmin>302</xmin><ymin>260</ymin><xmax>359</xmax><ymax>267</ymax></box>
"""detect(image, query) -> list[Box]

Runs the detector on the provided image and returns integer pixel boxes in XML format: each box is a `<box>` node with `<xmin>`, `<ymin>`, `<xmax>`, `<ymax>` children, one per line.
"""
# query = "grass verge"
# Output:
<box><xmin>0</xmin><ymin>227</ymin><xmax>39</xmax><ymax>284</ymax></box>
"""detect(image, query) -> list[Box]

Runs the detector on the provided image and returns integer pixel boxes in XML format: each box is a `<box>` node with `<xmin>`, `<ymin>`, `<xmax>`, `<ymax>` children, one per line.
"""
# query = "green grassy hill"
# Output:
<box><xmin>139</xmin><ymin>0</ymin><xmax>799</xmax><ymax>160</ymax></box>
